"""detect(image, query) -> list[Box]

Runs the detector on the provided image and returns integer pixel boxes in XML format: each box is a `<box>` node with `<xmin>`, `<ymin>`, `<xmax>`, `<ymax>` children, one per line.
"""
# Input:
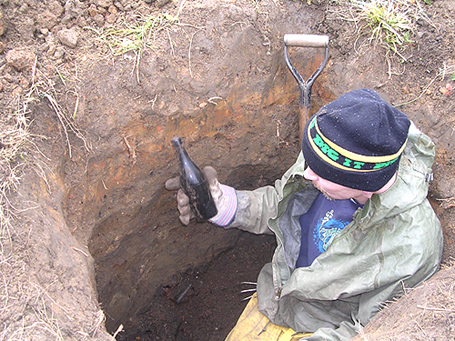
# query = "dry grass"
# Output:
<box><xmin>0</xmin><ymin>58</ymin><xmax>93</xmax><ymax>341</ymax></box>
<box><xmin>0</xmin><ymin>58</ymin><xmax>90</xmax><ymax>260</ymax></box>
<box><xmin>31</xmin><ymin>59</ymin><xmax>91</xmax><ymax>158</ymax></box>
<box><xmin>0</xmin><ymin>93</ymin><xmax>32</xmax><ymax>260</ymax></box>
<box><xmin>0</xmin><ymin>57</ymin><xmax>89</xmax><ymax>256</ymax></box>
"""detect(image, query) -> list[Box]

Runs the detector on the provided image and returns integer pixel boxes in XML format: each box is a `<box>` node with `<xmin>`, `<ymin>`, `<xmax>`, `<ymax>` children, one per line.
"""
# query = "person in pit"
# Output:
<box><xmin>165</xmin><ymin>88</ymin><xmax>443</xmax><ymax>341</ymax></box>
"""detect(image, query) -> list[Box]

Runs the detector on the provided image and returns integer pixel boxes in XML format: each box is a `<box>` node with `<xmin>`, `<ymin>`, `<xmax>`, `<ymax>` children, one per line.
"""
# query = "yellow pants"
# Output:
<box><xmin>225</xmin><ymin>293</ymin><xmax>313</xmax><ymax>341</ymax></box>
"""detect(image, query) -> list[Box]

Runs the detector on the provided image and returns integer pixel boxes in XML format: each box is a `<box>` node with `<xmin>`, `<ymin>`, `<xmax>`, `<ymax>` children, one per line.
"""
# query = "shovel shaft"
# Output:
<box><xmin>299</xmin><ymin>105</ymin><xmax>311</xmax><ymax>142</ymax></box>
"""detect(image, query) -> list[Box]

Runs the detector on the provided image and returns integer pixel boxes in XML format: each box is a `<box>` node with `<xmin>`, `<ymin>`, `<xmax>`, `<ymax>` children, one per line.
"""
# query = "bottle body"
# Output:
<box><xmin>171</xmin><ymin>137</ymin><xmax>218</xmax><ymax>220</ymax></box>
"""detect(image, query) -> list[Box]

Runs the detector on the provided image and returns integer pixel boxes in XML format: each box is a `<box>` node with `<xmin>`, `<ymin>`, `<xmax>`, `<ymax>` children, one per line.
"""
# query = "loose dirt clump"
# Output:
<box><xmin>0</xmin><ymin>0</ymin><xmax>454</xmax><ymax>340</ymax></box>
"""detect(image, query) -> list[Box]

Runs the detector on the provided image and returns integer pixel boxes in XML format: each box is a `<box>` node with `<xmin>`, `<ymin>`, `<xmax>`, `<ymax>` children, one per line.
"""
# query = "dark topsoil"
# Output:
<box><xmin>0</xmin><ymin>0</ymin><xmax>454</xmax><ymax>340</ymax></box>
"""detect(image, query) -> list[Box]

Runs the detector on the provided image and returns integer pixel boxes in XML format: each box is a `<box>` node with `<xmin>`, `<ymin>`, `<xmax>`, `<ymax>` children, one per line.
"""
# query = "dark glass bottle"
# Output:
<box><xmin>171</xmin><ymin>137</ymin><xmax>218</xmax><ymax>220</ymax></box>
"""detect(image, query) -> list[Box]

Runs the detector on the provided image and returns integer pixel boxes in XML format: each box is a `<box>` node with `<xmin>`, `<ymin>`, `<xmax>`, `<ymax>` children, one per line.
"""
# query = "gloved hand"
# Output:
<box><xmin>165</xmin><ymin>166</ymin><xmax>238</xmax><ymax>227</ymax></box>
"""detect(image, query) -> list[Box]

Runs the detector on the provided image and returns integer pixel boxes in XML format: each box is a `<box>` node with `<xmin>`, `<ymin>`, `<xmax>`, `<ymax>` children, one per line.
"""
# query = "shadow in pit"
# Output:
<box><xmin>88</xmin><ymin>164</ymin><xmax>281</xmax><ymax>339</ymax></box>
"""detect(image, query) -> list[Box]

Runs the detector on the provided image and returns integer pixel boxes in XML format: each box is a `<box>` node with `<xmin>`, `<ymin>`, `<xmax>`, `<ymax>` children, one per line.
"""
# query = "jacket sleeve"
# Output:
<box><xmin>225</xmin><ymin>152</ymin><xmax>307</xmax><ymax>235</ymax></box>
<box><xmin>226</xmin><ymin>188</ymin><xmax>279</xmax><ymax>235</ymax></box>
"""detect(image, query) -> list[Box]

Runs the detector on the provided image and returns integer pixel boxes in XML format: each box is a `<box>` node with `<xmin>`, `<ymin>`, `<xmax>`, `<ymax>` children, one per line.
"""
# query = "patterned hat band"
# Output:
<box><xmin>307</xmin><ymin>117</ymin><xmax>407</xmax><ymax>173</ymax></box>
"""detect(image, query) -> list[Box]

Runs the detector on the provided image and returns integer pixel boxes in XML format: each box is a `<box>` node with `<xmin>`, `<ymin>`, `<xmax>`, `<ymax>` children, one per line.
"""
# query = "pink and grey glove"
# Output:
<box><xmin>165</xmin><ymin>166</ymin><xmax>238</xmax><ymax>227</ymax></box>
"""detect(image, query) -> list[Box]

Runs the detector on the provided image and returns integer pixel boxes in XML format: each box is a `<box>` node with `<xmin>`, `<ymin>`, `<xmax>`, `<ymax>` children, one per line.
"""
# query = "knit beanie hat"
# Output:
<box><xmin>302</xmin><ymin>88</ymin><xmax>411</xmax><ymax>192</ymax></box>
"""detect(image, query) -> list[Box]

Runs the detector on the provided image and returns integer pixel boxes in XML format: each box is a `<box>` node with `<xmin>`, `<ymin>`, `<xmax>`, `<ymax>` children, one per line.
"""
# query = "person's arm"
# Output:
<box><xmin>165</xmin><ymin>168</ymin><xmax>281</xmax><ymax>234</ymax></box>
<box><xmin>166</xmin><ymin>153</ymin><xmax>308</xmax><ymax>234</ymax></box>
<box><xmin>225</xmin><ymin>187</ymin><xmax>279</xmax><ymax>235</ymax></box>
<box><xmin>228</xmin><ymin>152</ymin><xmax>307</xmax><ymax>234</ymax></box>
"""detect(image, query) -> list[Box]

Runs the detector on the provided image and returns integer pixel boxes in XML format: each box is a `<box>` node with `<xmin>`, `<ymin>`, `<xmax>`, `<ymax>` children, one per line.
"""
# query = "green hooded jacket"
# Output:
<box><xmin>228</xmin><ymin>123</ymin><xmax>443</xmax><ymax>340</ymax></box>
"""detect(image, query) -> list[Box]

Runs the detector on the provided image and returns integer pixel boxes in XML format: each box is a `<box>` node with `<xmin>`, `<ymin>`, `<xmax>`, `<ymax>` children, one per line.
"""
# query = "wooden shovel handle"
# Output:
<box><xmin>284</xmin><ymin>34</ymin><xmax>329</xmax><ymax>48</ymax></box>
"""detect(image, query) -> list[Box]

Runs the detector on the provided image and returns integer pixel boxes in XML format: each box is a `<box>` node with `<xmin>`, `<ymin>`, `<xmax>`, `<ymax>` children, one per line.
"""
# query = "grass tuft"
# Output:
<box><xmin>86</xmin><ymin>13</ymin><xmax>180</xmax><ymax>83</ymax></box>
<box><xmin>98</xmin><ymin>14</ymin><xmax>178</xmax><ymax>56</ymax></box>
<box><xmin>332</xmin><ymin>0</ymin><xmax>433</xmax><ymax>59</ymax></box>
<box><xmin>357</xmin><ymin>0</ymin><xmax>413</xmax><ymax>45</ymax></box>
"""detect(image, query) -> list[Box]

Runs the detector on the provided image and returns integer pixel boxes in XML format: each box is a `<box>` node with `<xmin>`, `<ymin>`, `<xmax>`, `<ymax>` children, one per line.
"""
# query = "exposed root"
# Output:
<box><xmin>121</xmin><ymin>133</ymin><xmax>137</xmax><ymax>165</ymax></box>
<box><xmin>30</xmin><ymin>63</ymin><xmax>91</xmax><ymax>158</ymax></box>
<box><xmin>437</xmin><ymin>196</ymin><xmax>455</xmax><ymax>210</ymax></box>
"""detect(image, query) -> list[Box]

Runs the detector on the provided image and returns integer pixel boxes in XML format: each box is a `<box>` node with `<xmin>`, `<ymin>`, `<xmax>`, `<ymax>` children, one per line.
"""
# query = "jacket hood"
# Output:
<box><xmin>356</xmin><ymin>122</ymin><xmax>436</xmax><ymax>227</ymax></box>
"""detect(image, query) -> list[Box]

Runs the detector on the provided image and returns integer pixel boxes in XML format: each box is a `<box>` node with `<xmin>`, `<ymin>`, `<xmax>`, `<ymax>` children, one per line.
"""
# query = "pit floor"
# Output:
<box><xmin>118</xmin><ymin>232</ymin><xmax>277</xmax><ymax>341</ymax></box>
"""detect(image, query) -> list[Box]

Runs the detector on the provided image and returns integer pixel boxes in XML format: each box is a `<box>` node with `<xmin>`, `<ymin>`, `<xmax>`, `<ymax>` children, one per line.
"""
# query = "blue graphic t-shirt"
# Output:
<box><xmin>296</xmin><ymin>192</ymin><xmax>363</xmax><ymax>268</ymax></box>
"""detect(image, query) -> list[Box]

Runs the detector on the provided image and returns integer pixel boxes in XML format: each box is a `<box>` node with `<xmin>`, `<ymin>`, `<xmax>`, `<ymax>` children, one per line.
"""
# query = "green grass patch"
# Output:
<box><xmin>93</xmin><ymin>13</ymin><xmax>178</xmax><ymax>56</ymax></box>
<box><xmin>352</xmin><ymin>1</ymin><xmax>432</xmax><ymax>56</ymax></box>
<box><xmin>86</xmin><ymin>12</ymin><xmax>181</xmax><ymax>82</ymax></box>
<box><xmin>325</xmin><ymin>0</ymin><xmax>433</xmax><ymax>59</ymax></box>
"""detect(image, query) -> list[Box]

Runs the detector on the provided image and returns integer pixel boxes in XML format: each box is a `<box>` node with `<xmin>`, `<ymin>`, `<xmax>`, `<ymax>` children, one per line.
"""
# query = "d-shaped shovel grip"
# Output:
<box><xmin>284</xmin><ymin>34</ymin><xmax>329</xmax><ymax>48</ymax></box>
<box><xmin>284</xmin><ymin>34</ymin><xmax>329</xmax><ymax>140</ymax></box>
